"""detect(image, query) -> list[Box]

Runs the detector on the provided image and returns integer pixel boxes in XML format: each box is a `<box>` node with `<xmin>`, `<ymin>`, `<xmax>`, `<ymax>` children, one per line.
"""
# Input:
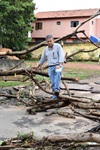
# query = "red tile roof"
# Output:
<box><xmin>35</xmin><ymin>8</ymin><xmax>100</xmax><ymax>19</ymax></box>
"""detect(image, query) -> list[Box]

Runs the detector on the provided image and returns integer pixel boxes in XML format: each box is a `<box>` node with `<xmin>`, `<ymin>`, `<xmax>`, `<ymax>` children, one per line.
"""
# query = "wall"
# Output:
<box><xmin>95</xmin><ymin>18</ymin><xmax>100</xmax><ymax>38</ymax></box>
<box><xmin>0</xmin><ymin>59</ymin><xmax>25</xmax><ymax>70</ymax></box>
<box><xmin>32</xmin><ymin>17</ymin><xmax>91</xmax><ymax>40</ymax></box>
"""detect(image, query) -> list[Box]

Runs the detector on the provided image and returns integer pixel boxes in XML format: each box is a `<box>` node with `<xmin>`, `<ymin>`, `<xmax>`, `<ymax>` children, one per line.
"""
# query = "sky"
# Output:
<box><xmin>34</xmin><ymin>0</ymin><xmax>100</xmax><ymax>13</ymax></box>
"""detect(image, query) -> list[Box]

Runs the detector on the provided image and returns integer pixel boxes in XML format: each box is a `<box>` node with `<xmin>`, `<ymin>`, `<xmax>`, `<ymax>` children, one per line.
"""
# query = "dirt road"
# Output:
<box><xmin>64</xmin><ymin>62</ymin><xmax>100</xmax><ymax>70</ymax></box>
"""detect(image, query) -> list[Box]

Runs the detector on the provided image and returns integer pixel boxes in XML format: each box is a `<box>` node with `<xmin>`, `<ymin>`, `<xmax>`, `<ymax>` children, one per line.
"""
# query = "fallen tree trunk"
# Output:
<box><xmin>0</xmin><ymin>67</ymin><xmax>78</xmax><ymax>82</ymax></box>
<box><xmin>5</xmin><ymin>30</ymin><xmax>86</xmax><ymax>56</ymax></box>
<box><xmin>72</xmin><ymin>102</ymin><xmax>100</xmax><ymax>109</ymax></box>
<box><xmin>90</xmin><ymin>111</ymin><xmax>100</xmax><ymax>116</ymax></box>
<box><xmin>71</xmin><ymin>107</ymin><xmax>100</xmax><ymax>121</ymax></box>
<box><xmin>48</xmin><ymin>133</ymin><xmax>100</xmax><ymax>143</ymax></box>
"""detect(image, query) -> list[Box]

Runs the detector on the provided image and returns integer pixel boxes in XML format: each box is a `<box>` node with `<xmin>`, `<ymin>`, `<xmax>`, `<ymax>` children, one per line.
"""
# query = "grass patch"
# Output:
<box><xmin>0</xmin><ymin>81</ymin><xmax>22</xmax><ymax>88</ymax></box>
<box><xmin>63</xmin><ymin>68</ymin><xmax>100</xmax><ymax>80</ymax></box>
<box><xmin>35</xmin><ymin>75</ymin><xmax>49</xmax><ymax>82</ymax></box>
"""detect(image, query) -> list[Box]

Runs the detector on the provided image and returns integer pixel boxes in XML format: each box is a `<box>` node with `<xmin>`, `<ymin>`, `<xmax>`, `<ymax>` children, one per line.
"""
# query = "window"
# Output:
<box><xmin>92</xmin><ymin>21</ymin><xmax>94</xmax><ymax>25</ymax></box>
<box><xmin>71</xmin><ymin>21</ymin><xmax>79</xmax><ymax>27</ymax></box>
<box><xmin>35</xmin><ymin>22</ymin><xmax>42</xmax><ymax>30</ymax></box>
<box><xmin>56</xmin><ymin>21</ymin><xmax>61</xmax><ymax>25</ymax></box>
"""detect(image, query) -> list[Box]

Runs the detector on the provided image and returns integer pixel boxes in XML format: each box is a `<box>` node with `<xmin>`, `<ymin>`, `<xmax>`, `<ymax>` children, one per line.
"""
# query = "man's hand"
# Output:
<box><xmin>56</xmin><ymin>64</ymin><xmax>63</xmax><ymax>69</ymax></box>
<box><xmin>56</xmin><ymin>65</ymin><xmax>61</xmax><ymax>69</ymax></box>
<box><xmin>33</xmin><ymin>66</ymin><xmax>39</xmax><ymax>70</ymax></box>
<box><xmin>33</xmin><ymin>65</ymin><xmax>42</xmax><ymax>71</ymax></box>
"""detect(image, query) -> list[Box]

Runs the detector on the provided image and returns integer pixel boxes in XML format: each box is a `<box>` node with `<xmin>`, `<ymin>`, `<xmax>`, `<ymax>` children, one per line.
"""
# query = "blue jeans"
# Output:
<box><xmin>48</xmin><ymin>65</ymin><xmax>63</xmax><ymax>98</ymax></box>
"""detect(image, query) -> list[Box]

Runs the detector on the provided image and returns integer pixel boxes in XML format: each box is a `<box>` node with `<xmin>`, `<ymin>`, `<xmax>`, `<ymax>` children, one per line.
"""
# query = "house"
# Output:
<box><xmin>31</xmin><ymin>8</ymin><xmax>100</xmax><ymax>43</ymax></box>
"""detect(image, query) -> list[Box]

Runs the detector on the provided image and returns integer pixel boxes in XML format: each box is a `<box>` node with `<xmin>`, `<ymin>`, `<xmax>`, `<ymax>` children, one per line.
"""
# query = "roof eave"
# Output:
<box><xmin>36</xmin><ymin>15</ymin><xmax>91</xmax><ymax>20</ymax></box>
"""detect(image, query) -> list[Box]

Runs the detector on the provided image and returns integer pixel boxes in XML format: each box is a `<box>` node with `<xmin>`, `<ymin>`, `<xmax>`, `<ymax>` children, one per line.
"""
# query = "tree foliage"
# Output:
<box><xmin>0</xmin><ymin>0</ymin><xmax>35</xmax><ymax>51</ymax></box>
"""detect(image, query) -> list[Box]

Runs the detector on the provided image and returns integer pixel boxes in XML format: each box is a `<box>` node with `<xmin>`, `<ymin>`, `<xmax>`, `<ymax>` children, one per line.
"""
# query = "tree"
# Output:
<box><xmin>0</xmin><ymin>0</ymin><xmax>35</xmax><ymax>51</ymax></box>
<box><xmin>0</xmin><ymin>10</ymin><xmax>100</xmax><ymax>149</ymax></box>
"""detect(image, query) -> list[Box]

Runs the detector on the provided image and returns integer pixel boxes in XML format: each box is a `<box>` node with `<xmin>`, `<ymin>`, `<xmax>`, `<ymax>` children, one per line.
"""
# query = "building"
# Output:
<box><xmin>31</xmin><ymin>8</ymin><xmax>100</xmax><ymax>43</ymax></box>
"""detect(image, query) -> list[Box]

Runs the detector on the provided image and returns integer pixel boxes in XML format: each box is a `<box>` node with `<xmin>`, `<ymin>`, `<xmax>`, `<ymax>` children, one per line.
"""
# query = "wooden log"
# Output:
<box><xmin>0</xmin><ymin>67</ymin><xmax>78</xmax><ymax>82</ymax></box>
<box><xmin>89</xmin><ymin>110</ymin><xmax>100</xmax><ymax>116</ymax></box>
<box><xmin>48</xmin><ymin>133</ymin><xmax>100</xmax><ymax>143</ymax></box>
<box><xmin>57</xmin><ymin>111</ymin><xmax>75</xmax><ymax>119</ymax></box>
<box><xmin>71</xmin><ymin>107</ymin><xmax>100</xmax><ymax>121</ymax></box>
<box><xmin>72</xmin><ymin>102</ymin><xmax>100</xmax><ymax>109</ymax></box>
<box><xmin>0</xmin><ymin>146</ymin><xmax>16</xmax><ymax>150</ymax></box>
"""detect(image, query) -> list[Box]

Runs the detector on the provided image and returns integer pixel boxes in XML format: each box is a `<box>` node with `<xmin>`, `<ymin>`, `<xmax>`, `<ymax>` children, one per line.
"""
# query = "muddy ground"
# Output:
<box><xmin>0</xmin><ymin>62</ymin><xmax>100</xmax><ymax>149</ymax></box>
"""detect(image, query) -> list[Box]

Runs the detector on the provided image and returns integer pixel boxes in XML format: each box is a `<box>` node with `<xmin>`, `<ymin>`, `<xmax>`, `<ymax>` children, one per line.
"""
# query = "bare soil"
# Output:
<box><xmin>64</xmin><ymin>62</ymin><xmax>100</xmax><ymax>70</ymax></box>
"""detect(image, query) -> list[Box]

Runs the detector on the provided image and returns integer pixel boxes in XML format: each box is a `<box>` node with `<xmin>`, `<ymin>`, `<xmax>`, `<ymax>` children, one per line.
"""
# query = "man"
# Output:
<box><xmin>35</xmin><ymin>35</ymin><xmax>65</xmax><ymax>99</ymax></box>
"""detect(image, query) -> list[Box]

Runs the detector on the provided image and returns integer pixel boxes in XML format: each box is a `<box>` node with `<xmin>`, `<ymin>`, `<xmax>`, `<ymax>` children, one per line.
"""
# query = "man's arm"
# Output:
<box><xmin>39</xmin><ymin>50</ymin><xmax>47</xmax><ymax>65</ymax></box>
<box><xmin>34</xmin><ymin>50</ymin><xmax>47</xmax><ymax>70</ymax></box>
<box><xmin>57</xmin><ymin>44</ymin><xmax>65</xmax><ymax>68</ymax></box>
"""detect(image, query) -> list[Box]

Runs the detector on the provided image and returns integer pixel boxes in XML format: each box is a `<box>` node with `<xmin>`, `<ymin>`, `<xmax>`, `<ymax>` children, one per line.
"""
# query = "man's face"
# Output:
<box><xmin>46</xmin><ymin>38</ymin><xmax>54</xmax><ymax>48</ymax></box>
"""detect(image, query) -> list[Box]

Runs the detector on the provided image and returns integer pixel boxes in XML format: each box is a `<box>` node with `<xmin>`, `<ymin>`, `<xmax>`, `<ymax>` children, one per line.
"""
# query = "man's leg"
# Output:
<box><xmin>54</xmin><ymin>67</ymin><xmax>63</xmax><ymax>96</ymax></box>
<box><xmin>48</xmin><ymin>66</ymin><xmax>57</xmax><ymax>99</ymax></box>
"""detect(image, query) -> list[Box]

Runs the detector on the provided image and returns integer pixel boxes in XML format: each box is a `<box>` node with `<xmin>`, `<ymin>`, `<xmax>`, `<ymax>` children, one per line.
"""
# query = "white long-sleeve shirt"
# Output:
<box><xmin>39</xmin><ymin>43</ymin><xmax>65</xmax><ymax>66</ymax></box>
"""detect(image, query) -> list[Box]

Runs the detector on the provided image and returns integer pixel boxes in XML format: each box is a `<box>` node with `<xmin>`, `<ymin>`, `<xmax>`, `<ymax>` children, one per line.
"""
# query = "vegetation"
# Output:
<box><xmin>0</xmin><ymin>81</ymin><xmax>22</xmax><ymax>87</ymax></box>
<box><xmin>30</xmin><ymin>43</ymin><xmax>100</xmax><ymax>61</ymax></box>
<box><xmin>63</xmin><ymin>67</ymin><xmax>100</xmax><ymax>80</ymax></box>
<box><xmin>0</xmin><ymin>0</ymin><xmax>35</xmax><ymax>51</ymax></box>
